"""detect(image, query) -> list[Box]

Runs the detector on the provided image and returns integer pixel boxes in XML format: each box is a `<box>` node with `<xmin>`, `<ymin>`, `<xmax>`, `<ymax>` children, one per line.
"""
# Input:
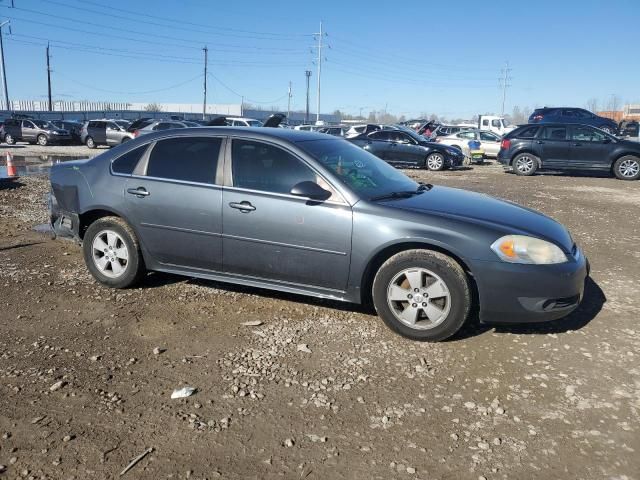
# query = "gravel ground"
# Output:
<box><xmin>0</xmin><ymin>161</ymin><xmax>638</xmax><ymax>480</ymax></box>
<box><xmin>2</xmin><ymin>143</ymin><xmax>104</xmax><ymax>158</ymax></box>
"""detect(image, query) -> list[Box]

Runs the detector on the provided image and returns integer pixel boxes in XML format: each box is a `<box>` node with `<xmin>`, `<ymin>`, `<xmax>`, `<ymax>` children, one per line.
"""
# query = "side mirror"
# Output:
<box><xmin>290</xmin><ymin>181</ymin><xmax>332</xmax><ymax>201</ymax></box>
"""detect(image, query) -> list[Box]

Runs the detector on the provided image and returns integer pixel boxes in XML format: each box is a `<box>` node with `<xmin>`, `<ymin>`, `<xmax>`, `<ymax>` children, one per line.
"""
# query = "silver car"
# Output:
<box><xmin>132</xmin><ymin>120</ymin><xmax>191</xmax><ymax>138</ymax></box>
<box><xmin>81</xmin><ymin>120</ymin><xmax>134</xmax><ymax>148</ymax></box>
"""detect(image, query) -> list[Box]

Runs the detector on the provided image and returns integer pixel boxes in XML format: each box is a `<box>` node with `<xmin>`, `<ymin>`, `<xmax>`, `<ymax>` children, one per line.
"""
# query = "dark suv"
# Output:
<box><xmin>528</xmin><ymin>108</ymin><xmax>618</xmax><ymax>134</ymax></box>
<box><xmin>1</xmin><ymin>118</ymin><xmax>71</xmax><ymax>146</ymax></box>
<box><xmin>498</xmin><ymin>123</ymin><xmax>640</xmax><ymax>180</ymax></box>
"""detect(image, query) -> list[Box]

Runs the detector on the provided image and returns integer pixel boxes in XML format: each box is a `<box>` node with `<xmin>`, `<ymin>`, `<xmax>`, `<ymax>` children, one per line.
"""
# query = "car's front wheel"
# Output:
<box><xmin>85</xmin><ymin>136</ymin><xmax>96</xmax><ymax>149</ymax></box>
<box><xmin>372</xmin><ymin>249</ymin><xmax>471</xmax><ymax>341</ymax></box>
<box><xmin>83</xmin><ymin>216</ymin><xmax>146</xmax><ymax>288</ymax></box>
<box><xmin>613</xmin><ymin>155</ymin><xmax>640</xmax><ymax>180</ymax></box>
<box><xmin>426</xmin><ymin>152</ymin><xmax>445</xmax><ymax>171</ymax></box>
<box><xmin>512</xmin><ymin>153</ymin><xmax>539</xmax><ymax>176</ymax></box>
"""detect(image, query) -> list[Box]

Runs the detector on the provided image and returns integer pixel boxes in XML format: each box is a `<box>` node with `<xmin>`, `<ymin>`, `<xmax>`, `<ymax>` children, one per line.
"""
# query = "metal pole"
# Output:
<box><xmin>316</xmin><ymin>21</ymin><xmax>322</xmax><ymax>123</ymax></box>
<box><xmin>0</xmin><ymin>21</ymin><xmax>10</xmax><ymax>112</ymax></box>
<box><xmin>500</xmin><ymin>61</ymin><xmax>510</xmax><ymax>117</ymax></box>
<box><xmin>287</xmin><ymin>81</ymin><xmax>292</xmax><ymax>119</ymax></box>
<box><xmin>202</xmin><ymin>46</ymin><xmax>208</xmax><ymax>120</ymax></box>
<box><xmin>241</xmin><ymin>96</ymin><xmax>244</xmax><ymax>116</ymax></box>
<box><xmin>46</xmin><ymin>43</ymin><xmax>52</xmax><ymax>112</ymax></box>
<box><xmin>305</xmin><ymin>70</ymin><xmax>311</xmax><ymax>123</ymax></box>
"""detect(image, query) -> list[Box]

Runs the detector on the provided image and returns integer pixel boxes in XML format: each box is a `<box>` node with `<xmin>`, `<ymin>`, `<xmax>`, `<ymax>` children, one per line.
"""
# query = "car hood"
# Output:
<box><xmin>379</xmin><ymin>186</ymin><xmax>574</xmax><ymax>252</ymax></box>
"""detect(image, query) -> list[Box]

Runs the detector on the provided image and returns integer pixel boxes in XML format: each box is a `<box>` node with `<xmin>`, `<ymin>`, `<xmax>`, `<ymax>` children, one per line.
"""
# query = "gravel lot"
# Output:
<box><xmin>0</xmin><ymin>159</ymin><xmax>638</xmax><ymax>479</ymax></box>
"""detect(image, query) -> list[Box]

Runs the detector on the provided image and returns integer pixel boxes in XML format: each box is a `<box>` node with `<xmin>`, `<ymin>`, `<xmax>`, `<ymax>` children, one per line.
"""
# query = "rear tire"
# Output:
<box><xmin>4</xmin><ymin>133</ymin><xmax>15</xmax><ymax>145</ymax></box>
<box><xmin>613</xmin><ymin>155</ymin><xmax>640</xmax><ymax>180</ymax></box>
<box><xmin>372</xmin><ymin>249</ymin><xmax>471</xmax><ymax>341</ymax></box>
<box><xmin>83</xmin><ymin>216</ymin><xmax>146</xmax><ymax>288</ymax></box>
<box><xmin>37</xmin><ymin>134</ymin><xmax>48</xmax><ymax>146</ymax></box>
<box><xmin>512</xmin><ymin>153</ymin><xmax>539</xmax><ymax>176</ymax></box>
<box><xmin>85</xmin><ymin>136</ymin><xmax>96</xmax><ymax>149</ymax></box>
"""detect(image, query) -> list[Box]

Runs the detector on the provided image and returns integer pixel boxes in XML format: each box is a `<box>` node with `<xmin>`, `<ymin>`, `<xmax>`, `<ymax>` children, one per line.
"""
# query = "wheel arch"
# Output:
<box><xmin>78</xmin><ymin>207</ymin><xmax>135</xmax><ymax>240</ymax></box>
<box><xmin>511</xmin><ymin>149</ymin><xmax>541</xmax><ymax>167</ymax></box>
<box><xmin>610</xmin><ymin>152</ymin><xmax>640</xmax><ymax>171</ymax></box>
<box><xmin>359</xmin><ymin>240</ymin><xmax>478</xmax><ymax>307</ymax></box>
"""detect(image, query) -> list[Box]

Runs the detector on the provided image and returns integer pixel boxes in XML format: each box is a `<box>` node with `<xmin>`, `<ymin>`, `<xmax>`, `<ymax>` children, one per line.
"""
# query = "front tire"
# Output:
<box><xmin>37</xmin><ymin>134</ymin><xmax>48</xmax><ymax>146</ymax></box>
<box><xmin>83</xmin><ymin>216</ymin><xmax>146</xmax><ymax>288</ymax></box>
<box><xmin>85</xmin><ymin>136</ymin><xmax>96</xmax><ymax>149</ymax></box>
<box><xmin>426</xmin><ymin>152</ymin><xmax>445</xmax><ymax>171</ymax></box>
<box><xmin>4</xmin><ymin>133</ymin><xmax>15</xmax><ymax>145</ymax></box>
<box><xmin>512</xmin><ymin>153</ymin><xmax>539</xmax><ymax>176</ymax></box>
<box><xmin>372</xmin><ymin>249</ymin><xmax>471</xmax><ymax>341</ymax></box>
<box><xmin>613</xmin><ymin>155</ymin><xmax>640</xmax><ymax>180</ymax></box>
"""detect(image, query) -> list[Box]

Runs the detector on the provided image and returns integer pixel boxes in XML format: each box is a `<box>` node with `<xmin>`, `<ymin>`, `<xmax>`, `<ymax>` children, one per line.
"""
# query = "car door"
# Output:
<box><xmin>479</xmin><ymin>131</ymin><xmax>501</xmax><ymax>156</ymax></box>
<box><xmin>22</xmin><ymin>120</ymin><xmax>37</xmax><ymax>142</ymax></box>
<box><xmin>394</xmin><ymin>132</ymin><xmax>423</xmax><ymax>165</ymax></box>
<box><xmin>105</xmin><ymin>122</ymin><xmax>122</xmax><ymax>146</ymax></box>
<box><xmin>363</xmin><ymin>131</ymin><xmax>392</xmax><ymax>162</ymax></box>
<box><xmin>568</xmin><ymin>125</ymin><xmax>610</xmax><ymax>170</ymax></box>
<box><xmin>536</xmin><ymin>126</ymin><xmax>570</xmax><ymax>168</ymax></box>
<box><xmin>123</xmin><ymin>135</ymin><xmax>225</xmax><ymax>270</ymax></box>
<box><xmin>222</xmin><ymin>138</ymin><xmax>352</xmax><ymax>290</ymax></box>
<box><xmin>89</xmin><ymin>121</ymin><xmax>108</xmax><ymax>145</ymax></box>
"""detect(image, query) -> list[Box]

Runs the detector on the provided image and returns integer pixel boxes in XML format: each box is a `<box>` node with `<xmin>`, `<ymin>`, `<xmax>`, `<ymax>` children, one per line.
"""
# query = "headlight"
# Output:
<box><xmin>490</xmin><ymin>235</ymin><xmax>568</xmax><ymax>264</ymax></box>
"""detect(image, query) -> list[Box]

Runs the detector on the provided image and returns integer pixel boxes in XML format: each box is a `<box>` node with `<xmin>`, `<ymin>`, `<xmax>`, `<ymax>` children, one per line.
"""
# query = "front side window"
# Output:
<box><xmin>299</xmin><ymin>139</ymin><xmax>419</xmax><ymax>200</ymax></box>
<box><xmin>572</xmin><ymin>127</ymin><xmax>605</xmax><ymax>142</ymax></box>
<box><xmin>479</xmin><ymin>132</ymin><xmax>499</xmax><ymax>141</ymax></box>
<box><xmin>231</xmin><ymin>140</ymin><xmax>318</xmax><ymax>195</ymax></box>
<box><xmin>459</xmin><ymin>131</ymin><xmax>475</xmax><ymax>139</ymax></box>
<box><xmin>369</xmin><ymin>131</ymin><xmax>390</xmax><ymax>141</ymax></box>
<box><xmin>23</xmin><ymin>120</ymin><xmax>35</xmax><ymax>128</ymax></box>
<box><xmin>146</xmin><ymin>137</ymin><xmax>221</xmax><ymax>184</ymax></box>
<box><xmin>542</xmin><ymin>126</ymin><xmax>567</xmax><ymax>140</ymax></box>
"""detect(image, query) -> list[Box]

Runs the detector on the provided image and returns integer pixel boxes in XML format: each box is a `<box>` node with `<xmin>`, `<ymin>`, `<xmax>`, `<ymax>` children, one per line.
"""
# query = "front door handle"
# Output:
<box><xmin>127</xmin><ymin>187</ymin><xmax>150</xmax><ymax>197</ymax></box>
<box><xmin>535</xmin><ymin>140</ymin><xmax>544</xmax><ymax>144</ymax></box>
<box><xmin>229</xmin><ymin>201</ymin><xmax>256</xmax><ymax>212</ymax></box>
<box><xmin>572</xmin><ymin>142</ymin><xmax>582</xmax><ymax>146</ymax></box>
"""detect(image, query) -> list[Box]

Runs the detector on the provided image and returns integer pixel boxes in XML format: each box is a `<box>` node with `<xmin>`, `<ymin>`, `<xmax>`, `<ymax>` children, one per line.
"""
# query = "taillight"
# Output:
<box><xmin>532</xmin><ymin>114</ymin><xmax>543</xmax><ymax>121</ymax></box>
<box><xmin>133</xmin><ymin>130</ymin><xmax>140</xmax><ymax>138</ymax></box>
<box><xmin>501</xmin><ymin>139</ymin><xmax>511</xmax><ymax>150</ymax></box>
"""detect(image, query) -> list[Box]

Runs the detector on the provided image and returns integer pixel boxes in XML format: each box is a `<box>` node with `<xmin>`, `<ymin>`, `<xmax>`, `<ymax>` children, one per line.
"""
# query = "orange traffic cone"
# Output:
<box><xmin>6</xmin><ymin>151</ymin><xmax>17</xmax><ymax>177</ymax></box>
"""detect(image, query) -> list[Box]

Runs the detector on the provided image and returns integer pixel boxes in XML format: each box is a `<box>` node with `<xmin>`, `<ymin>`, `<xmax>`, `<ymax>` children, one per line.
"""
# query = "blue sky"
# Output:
<box><xmin>0</xmin><ymin>0</ymin><xmax>638</xmax><ymax>119</ymax></box>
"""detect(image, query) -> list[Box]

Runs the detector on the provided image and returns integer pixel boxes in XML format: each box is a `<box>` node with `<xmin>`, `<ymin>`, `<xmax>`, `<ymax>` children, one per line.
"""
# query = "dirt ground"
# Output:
<box><xmin>0</xmin><ymin>159</ymin><xmax>638</xmax><ymax>480</ymax></box>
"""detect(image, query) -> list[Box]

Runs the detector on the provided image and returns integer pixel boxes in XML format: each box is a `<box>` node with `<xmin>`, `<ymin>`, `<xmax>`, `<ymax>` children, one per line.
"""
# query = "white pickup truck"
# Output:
<box><xmin>478</xmin><ymin>115</ymin><xmax>516</xmax><ymax>136</ymax></box>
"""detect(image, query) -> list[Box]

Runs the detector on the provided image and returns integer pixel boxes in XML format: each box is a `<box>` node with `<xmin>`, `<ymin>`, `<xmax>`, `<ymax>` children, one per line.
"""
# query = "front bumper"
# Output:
<box><xmin>447</xmin><ymin>153</ymin><xmax>465</xmax><ymax>167</ymax></box>
<box><xmin>48</xmin><ymin>134</ymin><xmax>73</xmax><ymax>143</ymax></box>
<box><xmin>473</xmin><ymin>249</ymin><xmax>588</xmax><ymax>324</ymax></box>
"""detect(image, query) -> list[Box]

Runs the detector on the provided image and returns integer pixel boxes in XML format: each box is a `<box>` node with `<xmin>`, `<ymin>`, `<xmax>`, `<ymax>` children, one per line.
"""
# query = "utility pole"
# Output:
<box><xmin>0</xmin><ymin>21</ymin><xmax>10</xmax><ymax>112</ymax></box>
<box><xmin>287</xmin><ymin>81</ymin><xmax>292</xmax><ymax>119</ymax></box>
<box><xmin>313</xmin><ymin>21</ymin><xmax>325</xmax><ymax>123</ymax></box>
<box><xmin>46</xmin><ymin>42</ymin><xmax>52</xmax><ymax>111</ymax></box>
<box><xmin>202</xmin><ymin>46</ymin><xmax>208</xmax><ymax>120</ymax></box>
<box><xmin>304</xmin><ymin>70</ymin><xmax>311</xmax><ymax>123</ymax></box>
<box><xmin>499</xmin><ymin>61</ymin><xmax>512</xmax><ymax>117</ymax></box>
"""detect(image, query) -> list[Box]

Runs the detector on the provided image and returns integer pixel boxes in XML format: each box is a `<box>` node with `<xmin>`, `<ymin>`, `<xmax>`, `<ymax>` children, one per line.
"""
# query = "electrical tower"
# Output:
<box><xmin>46</xmin><ymin>43</ymin><xmax>52</xmax><ymax>111</ymax></box>
<box><xmin>499</xmin><ymin>61</ymin><xmax>512</xmax><ymax>117</ymax></box>
<box><xmin>312</xmin><ymin>22</ymin><xmax>327</xmax><ymax>123</ymax></box>
<box><xmin>202</xmin><ymin>46</ymin><xmax>208</xmax><ymax>120</ymax></box>
<box><xmin>304</xmin><ymin>70</ymin><xmax>311</xmax><ymax>123</ymax></box>
<box><xmin>287</xmin><ymin>81</ymin><xmax>292</xmax><ymax>118</ymax></box>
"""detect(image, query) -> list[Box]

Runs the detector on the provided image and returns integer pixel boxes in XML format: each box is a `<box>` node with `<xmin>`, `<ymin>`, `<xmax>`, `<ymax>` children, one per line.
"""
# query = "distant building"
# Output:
<box><xmin>597</xmin><ymin>104</ymin><xmax>640</xmax><ymax>122</ymax></box>
<box><xmin>597</xmin><ymin>110</ymin><xmax>624</xmax><ymax>122</ymax></box>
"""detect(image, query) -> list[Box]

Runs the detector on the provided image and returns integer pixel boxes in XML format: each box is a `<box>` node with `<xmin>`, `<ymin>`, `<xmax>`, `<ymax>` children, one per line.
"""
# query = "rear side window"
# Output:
<box><xmin>146</xmin><ymin>137</ymin><xmax>222</xmax><ymax>184</ymax></box>
<box><xmin>112</xmin><ymin>145</ymin><xmax>148</xmax><ymax>175</ymax></box>
<box><xmin>89</xmin><ymin>121</ymin><xmax>106</xmax><ymax>129</ymax></box>
<box><xmin>512</xmin><ymin>126</ymin><xmax>539</xmax><ymax>138</ymax></box>
<box><xmin>541</xmin><ymin>126</ymin><xmax>567</xmax><ymax>140</ymax></box>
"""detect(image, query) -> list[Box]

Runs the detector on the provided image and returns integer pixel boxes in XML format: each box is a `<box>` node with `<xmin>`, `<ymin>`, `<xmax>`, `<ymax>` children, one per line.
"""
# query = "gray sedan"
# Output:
<box><xmin>132</xmin><ymin>120</ymin><xmax>194</xmax><ymax>137</ymax></box>
<box><xmin>49</xmin><ymin>128</ymin><xmax>588</xmax><ymax>341</ymax></box>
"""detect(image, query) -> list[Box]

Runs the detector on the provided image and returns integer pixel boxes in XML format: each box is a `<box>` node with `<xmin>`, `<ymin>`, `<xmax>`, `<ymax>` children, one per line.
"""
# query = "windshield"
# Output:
<box><xmin>502</xmin><ymin>119</ymin><xmax>511</xmax><ymax>127</ymax></box>
<box><xmin>248</xmin><ymin>120</ymin><xmax>263</xmax><ymax>127</ymax></box>
<box><xmin>299</xmin><ymin>139</ymin><xmax>419</xmax><ymax>200</ymax></box>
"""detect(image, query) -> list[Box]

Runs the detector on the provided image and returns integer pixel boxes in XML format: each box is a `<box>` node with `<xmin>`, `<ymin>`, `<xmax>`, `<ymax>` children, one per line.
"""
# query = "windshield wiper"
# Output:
<box><xmin>370</xmin><ymin>183</ymin><xmax>432</xmax><ymax>201</ymax></box>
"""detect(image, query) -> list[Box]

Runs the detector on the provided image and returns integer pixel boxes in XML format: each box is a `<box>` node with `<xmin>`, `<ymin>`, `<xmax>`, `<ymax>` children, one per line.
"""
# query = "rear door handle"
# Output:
<box><xmin>127</xmin><ymin>187</ymin><xmax>150</xmax><ymax>197</ymax></box>
<box><xmin>572</xmin><ymin>143</ymin><xmax>582</xmax><ymax>146</ymax></box>
<box><xmin>535</xmin><ymin>140</ymin><xmax>544</xmax><ymax>144</ymax></box>
<box><xmin>229</xmin><ymin>201</ymin><xmax>256</xmax><ymax>212</ymax></box>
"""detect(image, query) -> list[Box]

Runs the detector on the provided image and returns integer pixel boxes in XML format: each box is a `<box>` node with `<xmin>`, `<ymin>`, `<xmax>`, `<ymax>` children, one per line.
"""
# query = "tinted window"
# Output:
<box><xmin>112</xmin><ymin>145</ymin><xmax>148</xmax><ymax>175</ymax></box>
<box><xmin>572</xmin><ymin>126</ymin><xmax>605</xmax><ymax>142</ymax></box>
<box><xmin>146</xmin><ymin>137</ymin><xmax>221</xmax><ymax>184</ymax></box>
<box><xmin>479</xmin><ymin>132</ymin><xmax>499</xmax><ymax>141</ymax></box>
<box><xmin>575</xmin><ymin>110</ymin><xmax>592</xmax><ymax>119</ymax></box>
<box><xmin>89</xmin><ymin>121</ymin><xmax>106</xmax><ymax>129</ymax></box>
<box><xmin>23</xmin><ymin>120</ymin><xmax>35</xmax><ymax>128</ymax></box>
<box><xmin>369</xmin><ymin>131</ymin><xmax>390</xmax><ymax>141</ymax></box>
<box><xmin>513</xmin><ymin>126</ymin><xmax>539</xmax><ymax>138</ymax></box>
<box><xmin>482</xmin><ymin>120</ymin><xmax>489</xmax><ymax>126</ymax></box>
<box><xmin>491</xmin><ymin>119</ymin><xmax>501</xmax><ymax>127</ymax></box>
<box><xmin>232</xmin><ymin>139</ymin><xmax>317</xmax><ymax>194</ymax></box>
<box><xmin>458</xmin><ymin>131</ymin><xmax>475</xmax><ymax>139</ymax></box>
<box><xmin>561</xmin><ymin>110</ymin><xmax>577</xmax><ymax>118</ymax></box>
<box><xmin>542</xmin><ymin>126</ymin><xmax>567</xmax><ymax>140</ymax></box>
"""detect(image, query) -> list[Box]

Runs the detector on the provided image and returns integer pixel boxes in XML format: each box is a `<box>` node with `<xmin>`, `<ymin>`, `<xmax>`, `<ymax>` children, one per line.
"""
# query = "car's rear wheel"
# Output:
<box><xmin>372</xmin><ymin>249</ymin><xmax>471</xmax><ymax>341</ymax></box>
<box><xmin>121</xmin><ymin>137</ymin><xmax>130</xmax><ymax>144</ymax></box>
<box><xmin>83</xmin><ymin>216</ymin><xmax>146</xmax><ymax>288</ymax></box>
<box><xmin>85</xmin><ymin>136</ymin><xmax>96</xmax><ymax>149</ymax></box>
<box><xmin>513</xmin><ymin>153</ymin><xmax>538</xmax><ymax>176</ymax></box>
<box><xmin>426</xmin><ymin>152</ymin><xmax>445</xmax><ymax>171</ymax></box>
<box><xmin>37</xmin><ymin>134</ymin><xmax>48</xmax><ymax>146</ymax></box>
<box><xmin>4</xmin><ymin>133</ymin><xmax>15</xmax><ymax>145</ymax></box>
<box><xmin>613</xmin><ymin>155</ymin><xmax>640</xmax><ymax>180</ymax></box>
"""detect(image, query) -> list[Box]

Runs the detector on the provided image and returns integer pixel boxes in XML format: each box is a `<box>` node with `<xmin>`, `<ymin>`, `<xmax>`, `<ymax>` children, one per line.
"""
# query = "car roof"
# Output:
<box><xmin>133</xmin><ymin>126</ymin><xmax>333</xmax><ymax>143</ymax></box>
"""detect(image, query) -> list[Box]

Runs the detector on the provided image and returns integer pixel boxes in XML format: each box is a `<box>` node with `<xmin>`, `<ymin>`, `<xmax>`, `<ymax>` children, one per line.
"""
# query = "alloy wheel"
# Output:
<box><xmin>427</xmin><ymin>154</ymin><xmax>444</xmax><ymax>170</ymax></box>
<box><xmin>91</xmin><ymin>229</ymin><xmax>129</xmax><ymax>279</ymax></box>
<box><xmin>516</xmin><ymin>156</ymin><xmax>534</xmax><ymax>173</ymax></box>
<box><xmin>386</xmin><ymin>267</ymin><xmax>452</xmax><ymax>330</ymax></box>
<box><xmin>618</xmin><ymin>158</ymin><xmax>640</xmax><ymax>178</ymax></box>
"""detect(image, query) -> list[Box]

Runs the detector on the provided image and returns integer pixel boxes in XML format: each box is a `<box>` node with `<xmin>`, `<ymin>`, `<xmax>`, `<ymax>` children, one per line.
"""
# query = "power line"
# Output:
<box><xmin>55</xmin><ymin>71</ymin><xmax>204</xmax><ymax>95</ymax></box>
<box><xmin>206</xmin><ymin>73</ymin><xmax>289</xmax><ymax>105</ymax></box>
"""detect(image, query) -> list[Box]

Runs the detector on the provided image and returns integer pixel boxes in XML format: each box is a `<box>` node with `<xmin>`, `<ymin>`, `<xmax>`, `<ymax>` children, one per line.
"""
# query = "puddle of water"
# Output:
<box><xmin>33</xmin><ymin>223</ymin><xmax>53</xmax><ymax>233</ymax></box>
<box><xmin>0</xmin><ymin>154</ymin><xmax>88</xmax><ymax>179</ymax></box>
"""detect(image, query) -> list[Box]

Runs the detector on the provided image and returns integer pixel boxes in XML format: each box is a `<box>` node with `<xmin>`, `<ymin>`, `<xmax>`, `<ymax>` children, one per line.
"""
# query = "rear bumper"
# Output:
<box><xmin>497</xmin><ymin>151</ymin><xmax>511</xmax><ymax>167</ymax></box>
<box><xmin>473</xmin><ymin>250</ymin><xmax>588</xmax><ymax>324</ymax></box>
